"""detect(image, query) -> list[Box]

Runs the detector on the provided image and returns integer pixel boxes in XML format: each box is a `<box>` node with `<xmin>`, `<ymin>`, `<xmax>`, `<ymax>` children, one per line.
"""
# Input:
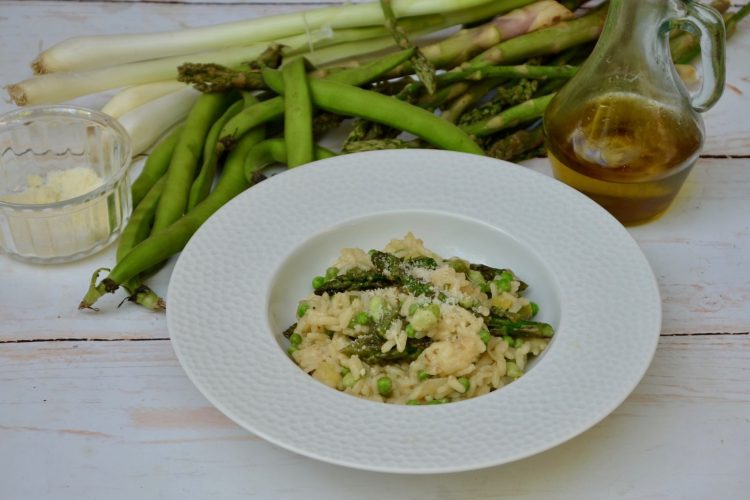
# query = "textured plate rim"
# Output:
<box><xmin>168</xmin><ymin>150</ymin><xmax>661</xmax><ymax>474</ymax></box>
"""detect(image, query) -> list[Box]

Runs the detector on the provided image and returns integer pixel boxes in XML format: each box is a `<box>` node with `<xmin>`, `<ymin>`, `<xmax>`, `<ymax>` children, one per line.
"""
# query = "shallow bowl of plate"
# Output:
<box><xmin>167</xmin><ymin>149</ymin><xmax>661</xmax><ymax>473</ymax></box>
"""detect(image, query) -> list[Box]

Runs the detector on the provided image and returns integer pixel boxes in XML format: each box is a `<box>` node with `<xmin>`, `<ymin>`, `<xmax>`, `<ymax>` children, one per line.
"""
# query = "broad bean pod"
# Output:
<box><xmin>152</xmin><ymin>91</ymin><xmax>239</xmax><ymax>233</ymax></box>
<box><xmin>218</xmin><ymin>48</ymin><xmax>415</xmax><ymax>146</ymax></box>
<box><xmin>130</xmin><ymin>125</ymin><xmax>182</xmax><ymax>207</ymax></box>
<box><xmin>282</xmin><ymin>58</ymin><xmax>314</xmax><ymax>167</ymax></box>
<box><xmin>187</xmin><ymin>99</ymin><xmax>245</xmax><ymax>211</ymax></box>
<box><xmin>244</xmin><ymin>138</ymin><xmax>336</xmax><ymax>183</ymax></box>
<box><xmin>263</xmin><ymin>68</ymin><xmax>484</xmax><ymax>155</ymax></box>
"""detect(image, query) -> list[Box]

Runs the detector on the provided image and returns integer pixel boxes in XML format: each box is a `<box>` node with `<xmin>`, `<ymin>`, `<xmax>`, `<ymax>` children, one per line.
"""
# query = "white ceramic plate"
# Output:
<box><xmin>168</xmin><ymin>150</ymin><xmax>661</xmax><ymax>473</ymax></box>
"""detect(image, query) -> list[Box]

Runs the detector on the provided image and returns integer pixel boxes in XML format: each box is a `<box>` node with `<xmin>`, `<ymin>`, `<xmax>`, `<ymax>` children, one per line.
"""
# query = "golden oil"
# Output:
<box><xmin>545</xmin><ymin>92</ymin><xmax>703</xmax><ymax>225</ymax></box>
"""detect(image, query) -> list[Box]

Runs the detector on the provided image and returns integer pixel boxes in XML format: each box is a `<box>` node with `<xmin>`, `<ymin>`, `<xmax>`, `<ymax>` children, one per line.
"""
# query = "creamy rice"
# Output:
<box><xmin>285</xmin><ymin>233</ymin><xmax>553</xmax><ymax>405</ymax></box>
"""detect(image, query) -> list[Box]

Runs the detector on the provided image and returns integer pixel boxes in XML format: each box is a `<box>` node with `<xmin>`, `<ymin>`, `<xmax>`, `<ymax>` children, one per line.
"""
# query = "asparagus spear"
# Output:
<box><xmin>469</xmin><ymin>263</ymin><xmax>527</xmax><ymax>290</ymax></box>
<box><xmin>343</xmin><ymin>119</ymin><xmax>401</xmax><ymax>149</ymax></box>
<box><xmin>485</xmin><ymin>125</ymin><xmax>545</xmax><ymax>161</ymax></box>
<box><xmin>370</xmin><ymin>250</ymin><xmax>436</xmax><ymax>297</ymax></box>
<box><xmin>380</xmin><ymin>0</ymin><xmax>437</xmax><ymax>94</ymax></box>
<box><xmin>399</xmin><ymin>64</ymin><xmax>577</xmax><ymax>99</ymax></box>
<box><xmin>487</xmin><ymin>317</ymin><xmax>555</xmax><ymax>338</ymax></box>
<box><xmin>461</xmin><ymin>93</ymin><xmax>555</xmax><ymax>137</ymax></box>
<box><xmin>441</xmin><ymin>79</ymin><xmax>501</xmax><ymax>123</ymax></box>
<box><xmin>417</xmin><ymin>81</ymin><xmax>475</xmax><ymax>110</ymax></box>
<box><xmin>341</xmin><ymin>334</ymin><xmax>432</xmax><ymax>365</ymax></box>
<box><xmin>406</xmin><ymin>256</ymin><xmax>439</xmax><ymax>269</ymax></box>
<box><xmin>462</xmin><ymin>4</ymin><xmax>607</xmax><ymax>69</ymax></box>
<box><xmin>390</xmin><ymin>0</ymin><xmax>575</xmax><ymax>75</ymax></box>
<box><xmin>457</xmin><ymin>78</ymin><xmax>538</xmax><ymax>126</ymax></box>
<box><xmin>314</xmin><ymin>268</ymin><xmax>394</xmax><ymax>295</ymax></box>
<box><xmin>342</xmin><ymin>138</ymin><xmax>422</xmax><ymax>153</ymax></box>
<box><xmin>178</xmin><ymin>63</ymin><xmax>266</xmax><ymax>93</ymax></box>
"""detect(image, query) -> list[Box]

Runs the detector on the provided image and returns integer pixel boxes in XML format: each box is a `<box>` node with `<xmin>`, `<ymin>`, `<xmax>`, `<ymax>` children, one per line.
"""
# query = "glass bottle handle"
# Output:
<box><xmin>671</xmin><ymin>1</ymin><xmax>726</xmax><ymax>112</ymax></box>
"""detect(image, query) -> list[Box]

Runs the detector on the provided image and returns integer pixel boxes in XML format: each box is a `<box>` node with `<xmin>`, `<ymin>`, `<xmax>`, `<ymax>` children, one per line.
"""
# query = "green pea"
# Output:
<box><xmin>411</xmin><ymin>308</ymin><xmax>438</xmax><ymax>331</ymax></box>
<box><xmin>479</xmin><ymin>329</ymin><xmax>491</xmax><ymax>344</ymax></box>
<box><xmin>417</xmin><ymin>369</ymin><xmax>430</xmax><ymax>381</ymax></box>
<box><xmin>494</xmin><ymin>278</ymin><xmax>511</xmax><ymax>292</ymax></box>
<box><xmin>340</xmin><ymin>366</ymin><xmax>350</xmax><ymax>376</ymax></box>
<box><xmin>459</xmin><ymin>296</ymin><xmax>476</xmax><ymax>309</ymax></box>
<box><xmin>467</xmin><ymin>270</ymin><xmax>485</xmax><ymax>286</ymax></box>
<box><xmin>377</xmin><ymin>376</ymin><xmax>393</xmax><ymax>396</ymax></box>
<box><xmin>506</xmin><ymin>361</ymin><xmax>522</xmax><ymax>379</ymax></box>
<box><xmin>458</xmin><ymin>376</ymin><xmax>470</xmax><ymax>392</ymax></box>
<box><xmin>296</xmin><ymin>303</ymin><xmax>310</xmax><ymax>318</ymax></box>
<box><xmin>342</xmin><ymin>372</ymin><xmax>357</xmax><ymax>388</ymax></box>
<box><xmin>312</xmin><ymin>275</ymin><xmax>326</xmax><ymax>289</ymax></box>
<box><xmin>530</xmin><ymin>302</ymin><xmax>540</xmax><ymax>317</ymax></box>
<box><xmin>502</xmin><ymin>335</ymin><xmax>514</xmax><ymax>346</ymax></box>
<box><xmin>513</xmin><ymin>338</ymin><xmax>525</xmax><ymax>348</ymax></box>
<box><xmin>368</xmin><ymin>296</ymin><xmax>385</xmax><ymax>321</ymax></box>
<box><xmin>287</xmin><ymin>346</ymin><xmax>298</xmax><ymax>356</ymax></box>
<box><xmin>447</xmin><ymin>258</ymin><xmax>469</xmax><ymax>274</ymax></box>
<box><xmin>289</xmin><ymin>333</ymin><xmax>302</xmax><ymax>346</ymax></box>
<box><xmin>325</xmin><ymin>266</ymin><xmax>339</xmax><ymax>280</ymax></box>
<box><xmin>428</xmin><ymin>303</ymin><xmax>441</xmax><ymax>319</ymax></box>
<box><xmin>500</xmin><ymin>271</ymin><xmax>514</xmax><ymax>281</ymax></box>
<box><xmin>353</xmin><ymin>311</ymin><xmax>370</xmax><ymax>325</ymax></box>
<box><xmin>405</xmin><ymin>324</ymin><xmax>416</xmax><ymax>338</ymax></box>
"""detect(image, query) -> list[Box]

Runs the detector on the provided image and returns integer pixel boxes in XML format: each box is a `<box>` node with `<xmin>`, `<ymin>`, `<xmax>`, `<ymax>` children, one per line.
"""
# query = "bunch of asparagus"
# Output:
<box><xmin>44</xmin><ymin>0</ymin><xmax>742</xmax><ymax>310</ymax></box>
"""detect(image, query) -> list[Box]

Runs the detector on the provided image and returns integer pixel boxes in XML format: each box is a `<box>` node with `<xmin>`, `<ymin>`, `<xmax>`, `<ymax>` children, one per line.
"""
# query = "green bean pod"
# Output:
<box><xmin>79</xmin><ymin>127</ymin><xmax>266</xmax><ymax>309</ymax></box>
<box><xmin>282</xmin><ymin>58</ymin><xmax>314</xmax><ymax>167</ymax></box>
<box><xmin>130</xmin><ymin>125</ymin><xmax>183</xmax><ymax>207</ymax></box>
<box><xmin>187</xmin><ymin>99</ymin><xmax>245</xmax><ymax>211</ymax></box>
<box><xmin>218</xmin><ymin>48</ymin><xmax>415</xmax><ymax>147</ymax></box>
<box><xmin>263</xmin><ymin>69</ymin><xmax>484</xmax><ymax>156</ymax></box>
<box><xmin>244</xmin><ymin>138</ymin><xmax>336</xmax><ymax>183</ymax></box>
<box><xmin>117</xmin><ymin>177</ymin><xmax>166</xmax><ymax>263</ymax></box>
<box><xmin>152</xmin><ymin>91</ymin><xmax>238</xmax><ymax>233</ymax></box>
<box><xmin>119</xmin><ymin>177</ymin><xmax>170</xmax><ymax>310</ymax></box>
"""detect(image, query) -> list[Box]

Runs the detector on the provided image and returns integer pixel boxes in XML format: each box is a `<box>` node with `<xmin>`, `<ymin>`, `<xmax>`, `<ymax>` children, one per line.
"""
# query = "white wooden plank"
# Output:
<box><xmin>0</xmin><ymin>335</ymin><xmax>748</xmax><ymax>499</ymax></box>
<box><xmin>702</xmin><ymin>8</ymin><xmax>750</xmax><ymax>156</ymax></box>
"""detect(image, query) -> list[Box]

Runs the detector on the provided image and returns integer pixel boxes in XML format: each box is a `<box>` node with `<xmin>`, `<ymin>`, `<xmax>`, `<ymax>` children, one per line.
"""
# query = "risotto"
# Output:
<box><xmin>283</xmin><ymin>233</ymin><xmax>554</xmax><ymax>405</ymax></box>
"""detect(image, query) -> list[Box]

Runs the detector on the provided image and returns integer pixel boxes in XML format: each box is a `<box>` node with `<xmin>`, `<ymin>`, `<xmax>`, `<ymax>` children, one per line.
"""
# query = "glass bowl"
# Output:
<box><xmin>0</xmin><ymin>105</ymin><xmax>132</xmax><ymax>264</ymax></box>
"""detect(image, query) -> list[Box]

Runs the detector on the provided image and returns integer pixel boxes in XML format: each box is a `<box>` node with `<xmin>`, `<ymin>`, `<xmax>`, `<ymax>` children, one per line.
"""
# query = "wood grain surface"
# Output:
<box><xmin>0</xmin><ymin>1</ymin><xmax>748</xmax><ymax>498</ymax></box>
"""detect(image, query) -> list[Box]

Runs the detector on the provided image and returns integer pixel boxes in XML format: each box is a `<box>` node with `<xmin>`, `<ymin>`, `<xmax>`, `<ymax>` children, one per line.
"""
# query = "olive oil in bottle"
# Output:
<box><xmin>545</xmin><ymin>92</ymin><xmax>703</xmax><ymax>225</ymax></box>
<box><xmin>541</xmin><ymin>0</ymin><xmax>725</xmax><ymax>226</ymax></box>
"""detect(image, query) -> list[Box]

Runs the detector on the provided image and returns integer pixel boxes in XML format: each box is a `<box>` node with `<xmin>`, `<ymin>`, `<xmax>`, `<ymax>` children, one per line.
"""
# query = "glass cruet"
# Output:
<box><xmin>543</xmin><ymin>0</ymin><xmax>726</xmax><ymax>225</ymax></box>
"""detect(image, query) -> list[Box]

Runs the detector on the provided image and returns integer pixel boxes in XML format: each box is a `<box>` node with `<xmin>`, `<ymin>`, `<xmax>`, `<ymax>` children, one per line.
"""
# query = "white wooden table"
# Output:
<box><xmin>1</xmin><ymin>1</ymin><xmax>749</xmax><ymax>498</ymax></box>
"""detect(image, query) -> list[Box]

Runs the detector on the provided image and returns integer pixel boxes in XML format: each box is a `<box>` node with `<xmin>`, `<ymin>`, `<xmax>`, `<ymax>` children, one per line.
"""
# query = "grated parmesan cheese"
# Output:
<box><xmin>0</xmin><ymin>167</ymin><xmax>122</xmax><ymax>260</ymax></box>
<box><xmin>0</xmin><ymin>167</ymin><xmax>103</xmax><ymax>205</ymax></box>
